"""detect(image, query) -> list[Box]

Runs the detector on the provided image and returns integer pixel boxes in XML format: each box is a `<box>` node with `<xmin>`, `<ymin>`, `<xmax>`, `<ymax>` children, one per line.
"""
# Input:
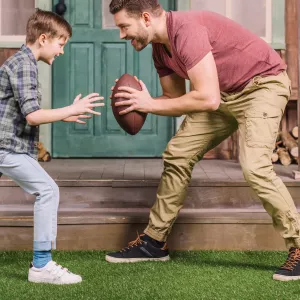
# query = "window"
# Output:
<box><xmin>177</xmin><ymin>0</ymin><xmax>284</xmax><ymax>49</ymax></box>
<box><xmin>102</xmin><ymin>0</ymin><xmax>117</xmax><ymax>29</ymax></box>
<box><xmin>0</xmin><ymin>0</ymin><xmax>35</xmax><ymax>42</ymax></box>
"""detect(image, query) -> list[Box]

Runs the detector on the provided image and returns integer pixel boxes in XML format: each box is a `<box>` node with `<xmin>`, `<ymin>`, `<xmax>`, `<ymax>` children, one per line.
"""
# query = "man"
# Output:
<box><xmin>106</xmin><ymin>0</ymin><xmax>300</xmax><ymax>281</ymax></box>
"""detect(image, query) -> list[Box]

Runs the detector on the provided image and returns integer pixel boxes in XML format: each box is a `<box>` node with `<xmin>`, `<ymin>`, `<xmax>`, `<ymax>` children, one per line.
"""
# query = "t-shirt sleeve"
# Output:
<box><xmin>175</xmin><ymin>23</ymin><xmax>212</xmax><ymax>71</ymax></box>
<box><xmin>152</xmin><ymin>44</ymin><xmax>174</xmax><ymax>78</ymax></box>
<box><xmin>10</xmin><ymin>62</ymin><xmax>41</xmax><ymax>117</ymax></box>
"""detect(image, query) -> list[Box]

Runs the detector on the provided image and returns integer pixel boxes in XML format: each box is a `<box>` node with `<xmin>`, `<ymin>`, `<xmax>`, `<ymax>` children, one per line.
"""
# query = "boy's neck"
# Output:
<box><xmin>26</xmin><ymin>43</ymin><xmax>40</xmax><ymax>61</ymax></box>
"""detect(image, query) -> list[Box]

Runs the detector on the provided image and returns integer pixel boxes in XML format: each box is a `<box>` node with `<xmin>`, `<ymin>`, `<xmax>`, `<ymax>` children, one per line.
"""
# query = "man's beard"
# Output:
<box><xmin>133</xmin><ymin>28</ymin><xmax>149</xmax><ymax>51</ymax></box>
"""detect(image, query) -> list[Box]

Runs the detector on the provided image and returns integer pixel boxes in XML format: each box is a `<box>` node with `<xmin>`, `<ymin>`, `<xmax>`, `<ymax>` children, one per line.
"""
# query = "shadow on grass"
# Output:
<box><xmin>171</xmin><ymin>252</ymin><xmax>279</xmax><ymax>271</ymax></box>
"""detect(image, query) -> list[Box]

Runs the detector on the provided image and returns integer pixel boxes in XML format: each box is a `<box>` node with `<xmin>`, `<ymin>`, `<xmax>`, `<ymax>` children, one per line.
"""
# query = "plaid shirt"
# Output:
<box><xmin>0</xmin><ymin>45</ymin><xmax>41</xmax><ymax>159</ymax></box>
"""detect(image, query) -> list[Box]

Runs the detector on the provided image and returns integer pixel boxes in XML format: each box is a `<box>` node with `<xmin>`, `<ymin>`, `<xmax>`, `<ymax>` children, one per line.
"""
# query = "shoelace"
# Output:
<box><xmin>281</xmin><ymin>248</ymin><xmax>300</xmax><ymax>271</ymax></box>
<box><xmin>120</xmin><ymin>233</ymin><xmax>144</xmax><ymax>252</ymax></box>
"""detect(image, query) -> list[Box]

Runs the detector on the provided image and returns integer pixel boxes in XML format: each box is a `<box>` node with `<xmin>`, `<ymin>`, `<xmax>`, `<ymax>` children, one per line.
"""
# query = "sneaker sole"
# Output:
<box><xmin>273</xmin><ymin>274</ymin><xmax>300</xmax><ymax>281</ymax></box>
<box><xmin>105</xmin><ymin>255</ymin><xmax>170</xmax><ymax>263</ymax></box>
<box><xmin>28</xmin><ymin>275</ymin><xmax>82</xmax><ymax>285</ymax></box>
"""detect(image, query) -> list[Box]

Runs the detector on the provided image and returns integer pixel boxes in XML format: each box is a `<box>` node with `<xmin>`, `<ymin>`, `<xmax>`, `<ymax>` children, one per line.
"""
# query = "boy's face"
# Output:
<box><xmin>40</xmin><ymin>36</ymin><xmax>68</xmax><ymax>65</ymax></box>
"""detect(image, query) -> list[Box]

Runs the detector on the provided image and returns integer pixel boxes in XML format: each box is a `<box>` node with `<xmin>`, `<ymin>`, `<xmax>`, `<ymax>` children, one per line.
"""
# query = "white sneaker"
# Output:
<box><xmin>28</xmin><ymin>260</ymin><xmax>82</xmax><ymax>285</ymax></box>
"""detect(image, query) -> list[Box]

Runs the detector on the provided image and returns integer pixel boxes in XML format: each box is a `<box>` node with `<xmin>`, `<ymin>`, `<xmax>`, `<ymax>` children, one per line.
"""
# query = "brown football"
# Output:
<box><xmin>111</xmin><ymin>73</ymin><xmax>147</xmax><ymax>135</ymax></box>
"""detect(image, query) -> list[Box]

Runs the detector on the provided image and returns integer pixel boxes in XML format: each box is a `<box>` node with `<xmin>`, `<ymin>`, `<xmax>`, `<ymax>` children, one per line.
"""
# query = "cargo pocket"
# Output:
<box><xmin>245</xmin><ymin>107</ymin><xmax>282</xmax><ymax>149</ymax></box>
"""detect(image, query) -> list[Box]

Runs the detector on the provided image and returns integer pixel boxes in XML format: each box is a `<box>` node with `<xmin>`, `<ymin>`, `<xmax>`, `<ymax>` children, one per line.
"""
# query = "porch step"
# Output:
<box><xmin>1</xmin><ymin>179</ymin><xmax>300</xmax><ymax>209</ymax></box>
<box><xmin>0</xmin><ymin>206</ymin><xmax>273</xmax><ymax>225</ymax></box>
<box><xmin>0</xmin><ymin>159</ymin><xmax>299</xmax><ymax>251</ymax></box>
<box><xmin>0</xmin><ymin>206</ymin><xmax>287</xmax><ymax>251</ymax></box>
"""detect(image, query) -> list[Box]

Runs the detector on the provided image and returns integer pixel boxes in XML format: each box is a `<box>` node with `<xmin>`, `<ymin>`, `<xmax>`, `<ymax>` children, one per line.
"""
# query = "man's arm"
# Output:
<box><xmin>154</xmin><ymin>72</ymin><xmax>186</xmax><ymax>100</ymax></box>
<box><xmin>114</xmin><ymin>51</ymin><xmax>220</xmax><ymax>116</ymax></box>
<box><xmin>153</xmin><ymin>73</ymin><xmax>186</xmax><ymax>116</ymax></box>
<box><xmin>151</xmin><ymin>51</ymin><xmax>220</xmax><ymax>116</ymax></box>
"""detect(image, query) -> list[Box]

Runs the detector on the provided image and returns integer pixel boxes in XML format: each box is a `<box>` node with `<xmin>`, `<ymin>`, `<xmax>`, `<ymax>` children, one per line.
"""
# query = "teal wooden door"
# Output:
<box><xmin>52</xmin><ymin>0</ymin><xmax>175</xmax><ymax>157</ymax></box>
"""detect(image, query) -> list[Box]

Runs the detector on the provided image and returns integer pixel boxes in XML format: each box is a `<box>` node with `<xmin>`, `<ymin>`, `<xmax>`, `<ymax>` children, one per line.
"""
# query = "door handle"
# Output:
<box><xmin>55</xmin><ymin>0</ymin><xmax>67</xmax><ymax>17</ymax></box>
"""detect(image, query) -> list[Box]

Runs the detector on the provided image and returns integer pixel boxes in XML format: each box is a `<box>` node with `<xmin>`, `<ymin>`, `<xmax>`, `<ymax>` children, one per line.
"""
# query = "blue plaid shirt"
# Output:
<box><xmin>0</xmin><ymin>45</ymin><xmax>41</xmax><ymax>159</ymax></box>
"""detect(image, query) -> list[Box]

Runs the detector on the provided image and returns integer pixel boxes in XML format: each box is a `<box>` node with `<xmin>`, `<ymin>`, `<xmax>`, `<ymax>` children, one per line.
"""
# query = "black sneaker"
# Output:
<box><xmin>105</xmin><ymin>233</ymin><xmax>170</xmax><ymax>263</ymax></box>
<box><xmin>273</xmin><ymin>247</ymin><xmax>300</xmax><ymax>281</ymax></box>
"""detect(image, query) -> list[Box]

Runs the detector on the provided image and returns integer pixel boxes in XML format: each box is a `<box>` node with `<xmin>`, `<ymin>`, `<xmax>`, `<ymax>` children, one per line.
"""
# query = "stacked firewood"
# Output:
<box><xmin>272</xmin><ymin>126</ymin><xmax>299</xmax><ymax>166</ymax></box>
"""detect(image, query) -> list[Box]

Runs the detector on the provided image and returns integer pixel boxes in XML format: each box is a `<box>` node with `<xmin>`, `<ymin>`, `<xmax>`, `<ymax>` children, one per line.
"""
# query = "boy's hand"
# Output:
<box><xmin>70</xmin><ymin>93</ymin><xmax>104</xmax><ymax>116</ymax></box>
<box><xmin>63</xmin><ymin>115</ymin><xmax>92</xmax><ymax>124</ymax></box>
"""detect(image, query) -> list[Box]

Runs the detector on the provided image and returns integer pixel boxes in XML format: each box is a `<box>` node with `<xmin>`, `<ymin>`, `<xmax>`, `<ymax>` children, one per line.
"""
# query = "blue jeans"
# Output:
<box><xmin>0</xmin><ymin>150</ymin><xmax>59</xmax><ymax>250</ymax></box>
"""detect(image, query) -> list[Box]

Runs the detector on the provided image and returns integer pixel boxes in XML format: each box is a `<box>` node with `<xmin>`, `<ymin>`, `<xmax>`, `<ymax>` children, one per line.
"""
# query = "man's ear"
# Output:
<box><xmin>141</xmin><ymin>12</ymin><xmax>151</xmax><ymax>26</ymax></box>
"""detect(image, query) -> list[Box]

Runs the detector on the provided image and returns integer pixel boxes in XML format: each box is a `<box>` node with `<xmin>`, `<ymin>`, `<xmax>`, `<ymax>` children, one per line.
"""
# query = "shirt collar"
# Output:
<box><xmin>20</xmin><ymin>44</ymin><xmax>37</xmax><ymax>66</ymax></box>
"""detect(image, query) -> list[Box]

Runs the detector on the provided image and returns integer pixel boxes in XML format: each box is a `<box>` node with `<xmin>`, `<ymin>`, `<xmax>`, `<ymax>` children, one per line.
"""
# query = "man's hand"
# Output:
<box><xmin>70</xmin><ymin>93</ymin><xmax>105</xmax><ymax>116</ymax></box>
<box><xmin>112</xmin><ymin>79</ymin><xmax>154</xmax><ymax>115</ymax></box>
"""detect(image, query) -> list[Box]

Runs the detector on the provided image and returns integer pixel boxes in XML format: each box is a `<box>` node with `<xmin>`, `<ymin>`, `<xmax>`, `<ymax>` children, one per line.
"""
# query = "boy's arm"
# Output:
<box><xmin>11</xmin><ymin>63</ymin><xmax>104</xmax><ymax>126</ymax></box>
<box><xmin>10</xmin><ymin>62</ymin><xmax>41</xmax><ymax>119</ymax></box>
<box><xmin>26</xmin><ymin>92</ymin><xmax>103</xmax><ymax>126</ymax></box>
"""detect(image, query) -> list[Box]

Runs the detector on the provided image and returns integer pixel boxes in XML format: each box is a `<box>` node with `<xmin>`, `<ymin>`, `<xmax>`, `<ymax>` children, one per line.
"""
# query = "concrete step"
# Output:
<box><xmin>0</xmin><ymin>206</ymin><xmax>286</xmax><ymax>251</ymax></box>
<box><xmin>0</xmin><ymin>174</ymin><xmax>299</xmax><ymax>251</ymax></box>
<box><xmin>1</xmin><ymin>179</ymin><xmax>300</xmax><ymax>209</ymax></box>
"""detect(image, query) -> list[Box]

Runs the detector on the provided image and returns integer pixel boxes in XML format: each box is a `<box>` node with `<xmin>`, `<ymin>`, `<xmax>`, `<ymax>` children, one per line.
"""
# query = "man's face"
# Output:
<box><xmin>114</xmin><ymin>9</ymin><xmax>150</xmax><ymax>51</ymax></box>
<box><xmin>40</xmin><ymin>36</ymin><xmax>68</xmax><ymax>65</ymax></box>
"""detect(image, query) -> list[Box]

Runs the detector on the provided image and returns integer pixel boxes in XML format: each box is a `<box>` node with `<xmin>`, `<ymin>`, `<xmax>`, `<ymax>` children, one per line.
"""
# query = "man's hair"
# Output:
<box><xmin>26</xmin><ymin>9</ymin><xmax>72</xmax><ymax>44</ymax></box>
<box><xmin>109</xmin><ymin>0</ymin><xmax>163</xmax><ymax>17</ymax></box>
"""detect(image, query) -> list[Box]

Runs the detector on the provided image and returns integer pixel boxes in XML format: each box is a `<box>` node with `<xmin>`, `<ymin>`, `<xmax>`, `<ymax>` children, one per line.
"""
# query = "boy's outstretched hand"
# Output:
<box><xmin>63</xmin><ymin>114</ymin><xmax>92</xmax><ymax>124</ymax></box>
<box><xmin>70</xmin><ymin>93</ymin><xmax>104</xmax><ymax>116</ymax></box>
<box><xmin>64</xmin><ymin>93</ymin><xmax>105</xmax><ymax>123</ymax></box>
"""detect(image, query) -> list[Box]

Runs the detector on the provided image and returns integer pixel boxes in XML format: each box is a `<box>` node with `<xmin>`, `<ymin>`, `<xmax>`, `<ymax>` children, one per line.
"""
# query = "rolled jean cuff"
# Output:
<box><xmin>285</xmin><ymin>237</ymin><xmax>300</xmax><ymax>249</ymax></box>
<box><xmin>33</xmin><ymin>240</ymin><xmax>55</xmax><ymax>251</ymax></box>
<box><xmin>144</xmin><ymin>226</ymin><xmax>167</xmax><ymax>242</ymax></box>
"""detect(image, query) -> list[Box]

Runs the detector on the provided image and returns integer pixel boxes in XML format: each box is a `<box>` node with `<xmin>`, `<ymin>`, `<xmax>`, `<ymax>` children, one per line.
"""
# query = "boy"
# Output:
<box><xmin>0</xmin><ymin>9</ymin><xmax>104</xmax><ymax>284</ymax></box>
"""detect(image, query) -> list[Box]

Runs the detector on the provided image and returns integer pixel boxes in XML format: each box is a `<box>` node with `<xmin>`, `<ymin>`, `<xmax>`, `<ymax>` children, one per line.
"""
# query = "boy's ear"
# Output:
<box><xmin>38</xmin><ymin>34</ymin><xmax>47</xmax><ymax>46</ymax></box>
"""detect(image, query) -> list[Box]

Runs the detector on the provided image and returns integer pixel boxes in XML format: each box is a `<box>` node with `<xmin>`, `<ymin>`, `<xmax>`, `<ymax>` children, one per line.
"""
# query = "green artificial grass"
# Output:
<box><xmin>0</xmin><ymin>250</ymin><xmax>298</xmax><ymax>300</ymax></box>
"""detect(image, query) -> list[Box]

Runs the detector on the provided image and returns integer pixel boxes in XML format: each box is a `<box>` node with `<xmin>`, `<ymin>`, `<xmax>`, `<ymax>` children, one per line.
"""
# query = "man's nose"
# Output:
<box><xmin>120</xmin><ymin>31</ymin><xmax>126</xmax><ymax>39</ymax></box>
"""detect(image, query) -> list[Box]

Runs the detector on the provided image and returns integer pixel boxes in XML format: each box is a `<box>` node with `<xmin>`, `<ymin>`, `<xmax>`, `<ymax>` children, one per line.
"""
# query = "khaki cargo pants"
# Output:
<box><xmin>144</xmin><ymin>71</ymin><xmax>300</xmax><ymax>249</ymax></box>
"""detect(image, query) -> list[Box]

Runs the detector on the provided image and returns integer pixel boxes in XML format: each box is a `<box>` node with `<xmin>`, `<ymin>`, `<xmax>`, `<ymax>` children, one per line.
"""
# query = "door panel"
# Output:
<box><xmin>52</xmin><ymin>0</ymin><xmax>176</xmax><ymax>157</ymax></box>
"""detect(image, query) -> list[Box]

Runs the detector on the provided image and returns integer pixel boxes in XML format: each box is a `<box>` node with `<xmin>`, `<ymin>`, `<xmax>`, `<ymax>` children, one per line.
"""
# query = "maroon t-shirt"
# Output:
<box><xmin>152</xmin><ymin>11</ymin><xmax>286</xmax><ymax>93</ymax></box>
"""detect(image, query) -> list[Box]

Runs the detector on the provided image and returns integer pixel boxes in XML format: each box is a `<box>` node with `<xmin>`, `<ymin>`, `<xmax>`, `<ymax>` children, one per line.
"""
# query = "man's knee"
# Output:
<box><xmin>241</xmin><ymin>160</ymin><xmax>274</xmax><ymax>184</ymax></box>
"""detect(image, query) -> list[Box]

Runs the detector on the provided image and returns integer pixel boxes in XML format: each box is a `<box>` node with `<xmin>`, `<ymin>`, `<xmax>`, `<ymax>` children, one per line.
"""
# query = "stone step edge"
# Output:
<box><xmin>0</xmin><ymin>208</ymin><xmax>274</xmax><ymax>226</ymax></box>
<box><xmin>0</xmin><ymin>179</ymin><xmax>299</xmax><ymax>187</ymax></box>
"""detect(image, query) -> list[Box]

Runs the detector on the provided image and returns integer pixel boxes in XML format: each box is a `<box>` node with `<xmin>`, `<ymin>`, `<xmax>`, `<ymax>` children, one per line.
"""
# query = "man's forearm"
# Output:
<box><xmin>151</xmin><ymin>90</ymin><xmax>220</xmax><ymax>116</ymax></box>
<box><xmin>153</xmin><ymin>95</ymin><xmax>170</xmax><ymax>100</ymax></box>
<box><xmin>152</xmin><ymin>95</ymin><xmax>183</xmax><ymax>117</ymax></box>
<box><xmin>26</xmin><ymin>106</ymin><xmax>74</xmax><ymax>126</ymax></box>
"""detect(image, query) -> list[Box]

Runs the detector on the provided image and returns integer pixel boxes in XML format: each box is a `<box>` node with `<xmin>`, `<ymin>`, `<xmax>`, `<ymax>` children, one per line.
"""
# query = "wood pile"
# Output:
<box><xmin>273</xmin><ymin>126</ymin><xmax>299</xmax><ymax>166</ymax></box>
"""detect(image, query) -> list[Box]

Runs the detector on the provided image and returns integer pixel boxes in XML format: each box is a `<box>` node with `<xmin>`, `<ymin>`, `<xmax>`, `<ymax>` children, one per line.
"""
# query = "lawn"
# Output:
<box><xmin>0</xmin><ymin>250</ymin><xmax>298</xmax><ymax>300</ymax></box>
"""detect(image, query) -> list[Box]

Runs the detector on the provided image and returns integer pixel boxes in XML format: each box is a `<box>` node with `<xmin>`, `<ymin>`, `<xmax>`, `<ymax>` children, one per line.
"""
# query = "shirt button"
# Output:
<box><xmin>263</xmin><ymin>112</ymin><xmax>268</xmax><ymax>118</ymax></box>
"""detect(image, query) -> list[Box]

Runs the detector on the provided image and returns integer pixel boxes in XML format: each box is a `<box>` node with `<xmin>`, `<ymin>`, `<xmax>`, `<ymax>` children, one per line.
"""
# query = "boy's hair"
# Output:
<box><xmin>109</xmin><ymin>0</ymin><xmax>163</xmax><ymax>18</ymax></box>
<box><xmin>26</xmin><ymin>9</ymin><xmax>72</xmax><ymax>44</ymax></box>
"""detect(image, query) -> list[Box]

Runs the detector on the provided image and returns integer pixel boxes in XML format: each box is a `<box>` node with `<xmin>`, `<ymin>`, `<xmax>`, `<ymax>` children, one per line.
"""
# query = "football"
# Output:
<box><xmin>111</xmin><ymin>73</ymin><xmax>147</xmax><ymax>135</ymax></box>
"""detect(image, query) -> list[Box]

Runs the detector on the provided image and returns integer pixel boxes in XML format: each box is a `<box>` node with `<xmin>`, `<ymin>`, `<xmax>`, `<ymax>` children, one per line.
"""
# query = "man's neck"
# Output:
<box><xmin>152</xmin><ymin>11</ymin><xmax>169</xmax><ymax>45</ymax></box>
